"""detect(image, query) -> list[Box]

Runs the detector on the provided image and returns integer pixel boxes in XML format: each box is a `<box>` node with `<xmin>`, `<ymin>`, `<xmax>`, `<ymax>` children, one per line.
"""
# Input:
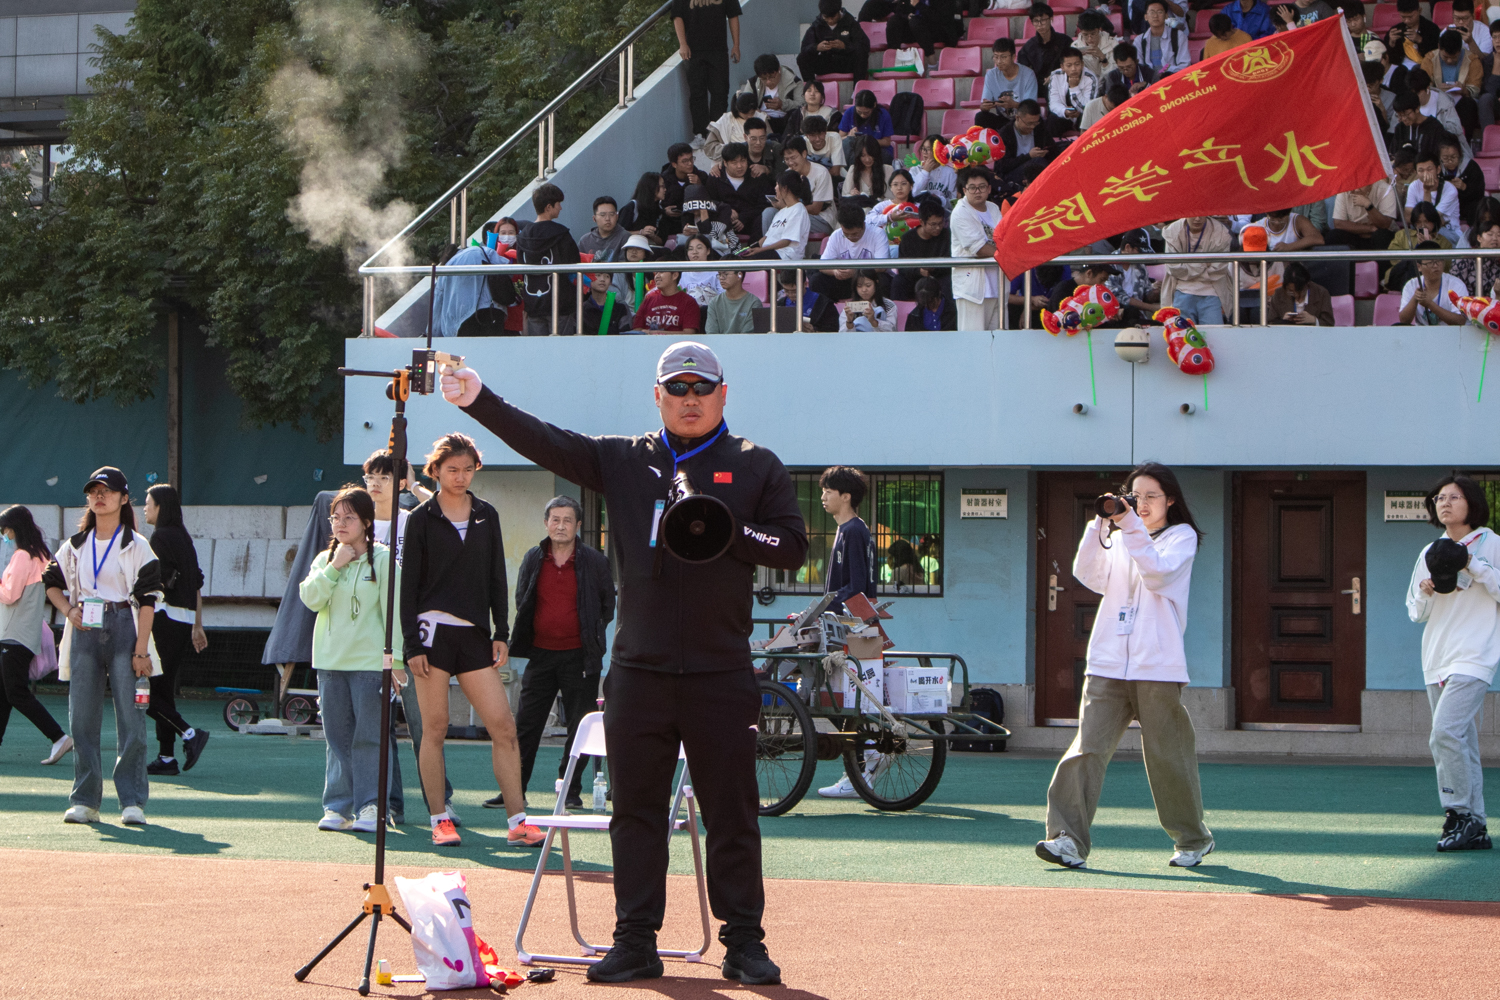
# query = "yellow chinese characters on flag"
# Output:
<box><xmin>991</xmin><ymin>17</ymin><xmax>1391</xmax><ymax>277</ymax></box>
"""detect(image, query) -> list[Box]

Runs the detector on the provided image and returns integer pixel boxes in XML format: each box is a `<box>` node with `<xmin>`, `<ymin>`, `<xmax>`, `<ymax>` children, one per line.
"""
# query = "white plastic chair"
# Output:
<box><xmin>513</xmin><ymin>711</ymin><xmax>710</xmax><ymax>966</ymax></box>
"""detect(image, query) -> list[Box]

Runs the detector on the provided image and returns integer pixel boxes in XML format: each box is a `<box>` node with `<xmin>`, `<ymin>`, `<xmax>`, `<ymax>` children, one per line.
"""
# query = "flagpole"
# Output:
<box><xmin>1338</xmin><ymin>11</ymin><xmax>1406</xmax><ymax>233</ymax></box>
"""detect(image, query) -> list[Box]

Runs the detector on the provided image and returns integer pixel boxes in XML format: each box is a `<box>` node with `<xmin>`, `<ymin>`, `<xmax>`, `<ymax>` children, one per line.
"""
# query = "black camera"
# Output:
<box><xmin>1095</xmin><ymin>493</ymin><xmax>1137</xmax><ymax>519</ymax></box>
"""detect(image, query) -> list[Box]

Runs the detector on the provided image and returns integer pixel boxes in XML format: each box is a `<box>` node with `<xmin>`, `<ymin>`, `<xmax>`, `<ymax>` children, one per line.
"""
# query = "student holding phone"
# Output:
<box><xmin>1398</xmin><ymin>244</ymin><xmax>1467</xmax><ymax>326</ymax></box>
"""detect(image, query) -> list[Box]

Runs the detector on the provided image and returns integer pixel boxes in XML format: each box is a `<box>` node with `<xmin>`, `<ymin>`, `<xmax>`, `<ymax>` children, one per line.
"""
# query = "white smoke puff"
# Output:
<box><xmin>267</xmin><ymin>0</ymin><xmax>424</xmax><ymax>287</ymax></box>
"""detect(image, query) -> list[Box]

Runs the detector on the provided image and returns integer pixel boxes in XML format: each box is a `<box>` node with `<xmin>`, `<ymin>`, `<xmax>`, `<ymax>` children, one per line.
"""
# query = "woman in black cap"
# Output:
<box><xmin>1406</xmin><ymin>475</ymin><xmax>1498</xmax><ymax>853</ymax></box>
<box><xmin>41</xmin><ymin>467</ymin><xmax>163</xmax><ymax>826</ymax></box>
<box><xmin>142</xmin><ymin>484</ymin><xmax>210</xmax><ymax>775</ymax></box>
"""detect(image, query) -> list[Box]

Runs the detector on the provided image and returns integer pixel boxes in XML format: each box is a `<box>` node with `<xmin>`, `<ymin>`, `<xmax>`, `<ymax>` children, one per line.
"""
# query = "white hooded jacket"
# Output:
<box><xmin>1073</xmin><ymin>512</ymin><xmax>1197</xmax><ymax>684</ymax></box>
<box><xmin>1405</xmin><ymin>527</ymin><xmax>1500</xmax><ymax>686</ymax></box>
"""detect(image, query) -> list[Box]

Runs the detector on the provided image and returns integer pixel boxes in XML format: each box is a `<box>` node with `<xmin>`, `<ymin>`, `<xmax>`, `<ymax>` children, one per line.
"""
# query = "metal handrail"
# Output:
<box><xmin>358</xmin><ymin>0</ymin><xmax>674</xmax><ymax>277</ymax></box>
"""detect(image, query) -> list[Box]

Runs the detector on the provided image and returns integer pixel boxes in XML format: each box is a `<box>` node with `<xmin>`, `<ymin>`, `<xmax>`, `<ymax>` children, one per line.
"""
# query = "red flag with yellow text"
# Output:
<box><xmin>991</xmin><ymin>16</ymin><xmax>1390</xmax><ymax>276</ymax></box>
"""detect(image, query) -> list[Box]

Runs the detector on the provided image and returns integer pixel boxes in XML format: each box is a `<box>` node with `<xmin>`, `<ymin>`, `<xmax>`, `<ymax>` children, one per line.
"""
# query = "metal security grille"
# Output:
<box><xmin>756</xmin><ymin>472</ymin><xmax>943</xmax><ymax>597</ymax></box>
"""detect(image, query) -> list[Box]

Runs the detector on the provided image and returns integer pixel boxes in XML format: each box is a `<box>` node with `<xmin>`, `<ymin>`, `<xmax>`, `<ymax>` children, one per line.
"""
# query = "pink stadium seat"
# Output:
<box><xmin>854</xmin><ymin>79</ymin><xmax>899</xmax><ymax>104</ymax></box>
<box><xmin>960</xmin><ymin>18</ymin><xmax>1010</xmax><ymax>48</ymax></box>
<box><xmin>865</xmin><ymin>20</ymin><xmax>889</xmax><ymax>51</ymax></box>
<box><xmin>895</xmin><ymin>300</ymin><xmax>917</xmax><ymax>329</ymax></box>
<box><xmin>914</xmin><ymin>77</ymin><xmax>955</xmax><ymax>110</ymax></box>
<box><xmin>1479</xmin><ymin>158</ymin><xmax>1500</xmax><ymax>193</ymax></box>
<box><xmin>872</xmin><ymin>48</ymin><xmax>921</xmax><ymax>78</ymax></box>
<box><xmin>1193</xmin><ymin>10</ymin><xmax>1217</xmax><ymax>34</ymax></box>
<box><xmin>1372</xmin><ymin>292</ymin><xmax>1404</xmax><ymax>326</ymax></box>
<box><xmin>742</xmin><ymin>270</ymin><xmax>769</xmax><ymax>303</ymax></box>
<box><xmin>1050</xmin><ymin>0</ymin><xmax>1087</xmax><ymax>11</ymax></box>
<box><xmin>940</xmin><ymin>108</ymin><xmax>975</xmax><ymax>135</ymax></box>
<box><xmin>1146</xmin><ymin>264</ymin><xmax>1166</xmax><ymax>280</ymax></box>
<box><xmin>930</xmin><ymin>46</ymin><xmax>982</xmax><ymax>78</ymax></box>
<box><xmin>1021</xmin><ymin>16</ymin><xmax>1067</xmax><ymax>40</ymax></box>
<box><xmin>818</xmin><ymin>71</ymin><xmax>855</xmax><ymax>85</ymax></box>
<box><xmin>1330</xmin><ymin>294</ymin><xmax>1355</xmax><ymax>328</ymax></box>
<box><xmin>1354</xmin><ymin>260</ymin><xmax>1379</xmax><ymax>299</ymax></box>
<box><xmin>1480</xmin><ymin>125</ymin><xmax>1500</xmax><ymax>155</ymax></box>
<box><xmin>1189</xmin><ymin>37</ymin><xmax>1207</xmax><ymax>62</ymax></box>
<box><xmin>1105</xmin><ymin>11</ymin><xmax>1123</xmax><ymax>33</ymax></box>
<box><xmin>1372</xmin><ymin>6</ymin><xmax>1404</xmax><ymax>33</ymax></box>
<box><xmin>1432</xmin><ymin>2</ymin><xmax>1454</xmax><ymax>25</ymax></box>
<box><xmin>960</xmin><ymin>76</ymin><xmax>987</xmax><ymax>108</ymax></box>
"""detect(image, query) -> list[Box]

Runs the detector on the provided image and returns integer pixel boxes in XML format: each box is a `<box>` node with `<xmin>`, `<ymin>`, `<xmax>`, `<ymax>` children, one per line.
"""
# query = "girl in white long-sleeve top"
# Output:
<box><xmin>1405</xmin><ymin>475</ymin><xmax>1497</xmax><ymax>853</ymax></box>
<box><xmin>1037</xmin><ymin>462</ymin><xmax>1214</xmax><ymax>870</ymax></box>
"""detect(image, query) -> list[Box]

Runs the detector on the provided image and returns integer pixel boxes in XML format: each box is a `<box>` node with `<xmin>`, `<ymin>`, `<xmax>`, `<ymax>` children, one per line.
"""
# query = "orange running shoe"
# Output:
<box><xmin>432</xmin><ymin>818</ymin><xmax>461</xmax><ymax>846</ymax></box>
<box><xmin>507</xmin><ymin>822</ymin><xmax>546</xmax><ymax>847</ymax></box>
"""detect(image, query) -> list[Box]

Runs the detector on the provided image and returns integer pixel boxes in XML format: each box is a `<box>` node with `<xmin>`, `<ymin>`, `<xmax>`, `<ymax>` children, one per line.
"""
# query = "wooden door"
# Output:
<box><xmin>1035</xmin><ymin>471</ymin><xmax>1130</xmax><ymax>724</ymax></box>
<box><xmin>1233</xmin><ymin>472</ymin><xmax>1366</xmax><ymax>728</ymax></box>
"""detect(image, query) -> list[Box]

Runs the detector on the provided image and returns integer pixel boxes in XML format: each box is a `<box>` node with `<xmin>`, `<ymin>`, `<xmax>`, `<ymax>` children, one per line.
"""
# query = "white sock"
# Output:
<box><xmin>430</xmin><ymin>812</ymin><xmax>450</xmax><ymax>828</ymax></box>
<box><xmin>507</xmin><ymin>812</ymin><xmax>528</xmax><ymax>831</ymax></box>
<box><xmin>182</xmin><ymin>728</ymin><xmax>196</xmax><ymax>741</ymax></box>
<box><xmin>159</xmin><ymin>756</ymin><xmax>176</xmax><ymax>763</ymax></box>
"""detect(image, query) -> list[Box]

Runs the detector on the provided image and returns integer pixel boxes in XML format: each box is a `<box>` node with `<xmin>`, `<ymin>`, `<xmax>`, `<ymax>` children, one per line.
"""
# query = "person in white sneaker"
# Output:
<box><xmin>299</xmin><ymin>485</ymin><xmax>406</xmax><ymax>834</ymax></box>
<box><xmin>0</xmin><ymin>506</ymin><xmax>71</xmax><ymax>765</ymax></box>
<box><xmin>1406</xmin><ymin>475</ymin><xmax>1497</xmax><ymax>853</ymax></box>
<box><xmin>1037</xmin><ymin>462</ymin><xmax>1214</xmax><ymax>870</ymax></box>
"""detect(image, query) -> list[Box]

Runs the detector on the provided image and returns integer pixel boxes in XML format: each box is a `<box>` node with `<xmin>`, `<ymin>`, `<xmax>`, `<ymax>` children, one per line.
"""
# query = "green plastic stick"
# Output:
<box><xmin>598</xmin><ymin>289</ymin><xmax>616</xmax><ymax>336</ymax></box>
<box><xmin>1480</xmin><ymin>331</ymin><xmax>1492</xmax><ymax>403</ymax></box>
<box><xmin>1202</xmin><ymin>373</ymin><xmax>1208</xmax><ymax>411</ymax></box>
<box><xmin>1086</xmin><ymin>329</ymin><xmax>1098</xmax><ymax>407</ymax></box>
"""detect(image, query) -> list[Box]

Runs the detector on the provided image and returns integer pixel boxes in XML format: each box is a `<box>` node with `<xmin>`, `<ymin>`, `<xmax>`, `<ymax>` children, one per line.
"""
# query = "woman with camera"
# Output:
<box><xmin>1405</xmin><ymin>475</ymin><xmax>1497</xmax><ymax>853</ymax></box>
<box><xmin>1036</xmin><ymin>462</ymin><xmax>1214</xmax><ymax>870</ymax></box>
<box><xmin>142</xmin><ymin>485</ymin><xmax>210</xmax><ymax>775</ymax></box>
<box><xmin>0</xmin><ymin>505</ymin><xmax>71</xmax><ymax>764</ymax></box>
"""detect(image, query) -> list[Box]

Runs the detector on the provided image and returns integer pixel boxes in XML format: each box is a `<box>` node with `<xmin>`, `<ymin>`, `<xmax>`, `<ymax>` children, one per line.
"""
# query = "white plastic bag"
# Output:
<box><xmin>892</xmin><ymin>45</ymin><xmax>925</xmax><ymax>76</ymax></box>
<box><xmin>395</xmin><ymin>871</ymin><xmax>493</xmax><ymax>990</ymax></box>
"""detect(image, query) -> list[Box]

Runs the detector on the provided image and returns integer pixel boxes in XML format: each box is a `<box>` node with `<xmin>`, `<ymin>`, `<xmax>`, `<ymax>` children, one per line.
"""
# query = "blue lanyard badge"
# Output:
<box><xmin>91</xmin><ymin>525</ymin><xmax>122</xmax><ymax>591</ymax></box>
<box><xmin>657</xmin><ymin>422</ymin><xmax>728</xmax><ymax>469</ymax></box>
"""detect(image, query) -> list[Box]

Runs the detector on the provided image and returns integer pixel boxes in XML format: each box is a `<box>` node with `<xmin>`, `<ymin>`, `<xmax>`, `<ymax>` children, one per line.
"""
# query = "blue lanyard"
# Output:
<box><xmin>658</xmin><ymin>422</ymin><xmax>728</xmax><ymax>470</ymax></box>
<box><xmin>91</xmin><ymin>525</ymin><xmax>122</xmax><ymax>591</ymax></box>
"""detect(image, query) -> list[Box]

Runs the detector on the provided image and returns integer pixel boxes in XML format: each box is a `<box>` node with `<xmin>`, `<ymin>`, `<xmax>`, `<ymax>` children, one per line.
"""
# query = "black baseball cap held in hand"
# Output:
<box><xmin>84</xmin><ymin>467</ymin><xmax>128</xmax><ymax>495</ymax></box>
<box><xmin>1426</xmin><ymin>538</ymin><xmax>1470</xmax><ymax>594</ymax></box>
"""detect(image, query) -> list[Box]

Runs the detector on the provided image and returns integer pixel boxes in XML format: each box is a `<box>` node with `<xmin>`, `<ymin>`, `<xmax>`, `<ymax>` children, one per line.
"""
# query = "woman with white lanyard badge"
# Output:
<box><xmin>1036</xmin><ymin>462</ymin><xmax>1214</xmax><ymax>870</ymax></box>
<box><xmin>42</xmin><ymin>467</ymin><xmax>163</xmax><ymax>825</ymax></box>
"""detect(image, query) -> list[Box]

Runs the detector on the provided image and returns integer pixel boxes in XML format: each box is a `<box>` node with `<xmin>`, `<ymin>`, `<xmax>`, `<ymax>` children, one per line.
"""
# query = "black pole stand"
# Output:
<box><xmin>294</xmin><ymin>363</ymin><xmax>415</xmax><ymax>995</ymax></box>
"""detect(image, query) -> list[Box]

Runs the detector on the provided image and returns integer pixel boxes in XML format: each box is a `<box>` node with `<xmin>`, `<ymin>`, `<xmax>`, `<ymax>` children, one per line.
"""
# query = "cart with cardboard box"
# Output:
<box><xmin>751</xmin><ymin>595</ymin><xmax>1009</xmax><ymax>815</ymax></box>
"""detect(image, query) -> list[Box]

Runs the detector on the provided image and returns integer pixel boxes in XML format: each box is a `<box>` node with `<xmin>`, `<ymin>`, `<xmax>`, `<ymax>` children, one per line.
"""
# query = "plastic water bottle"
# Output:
<box><xmin>592</xmin><ymin>768</ymin><xmax>607</xmax><ymax>811</ymax></box>
<box><xmin>134</xmin><ymin>676</ymin><xmax>150</xmax><ymax>711</ymax></box>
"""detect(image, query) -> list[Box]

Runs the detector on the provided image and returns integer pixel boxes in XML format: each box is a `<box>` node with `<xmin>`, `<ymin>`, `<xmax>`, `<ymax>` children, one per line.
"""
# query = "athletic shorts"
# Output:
<box><xmin>427</xmin><ymin>624</ymin><xmax>495</xmax><ymax>676</ymax></box>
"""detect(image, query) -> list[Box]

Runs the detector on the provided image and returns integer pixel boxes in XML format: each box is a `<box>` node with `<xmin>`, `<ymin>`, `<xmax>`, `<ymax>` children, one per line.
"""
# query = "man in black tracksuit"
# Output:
<box><xmin>440</xmin><ymin>342</ymin><xmax>807</xmax><ymax>986</ymax></box>
<box><xmin>506</xmin><ymin>496</ymin><xmax>616</xmax><ymax>809</ymax></box>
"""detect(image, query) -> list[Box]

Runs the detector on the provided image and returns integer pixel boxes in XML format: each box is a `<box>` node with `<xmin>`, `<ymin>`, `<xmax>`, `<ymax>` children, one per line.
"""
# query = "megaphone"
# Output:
<box><xmin>661</xmin><ymin>471</ymin><xmax>734</xmax><ymax>563</ymax></box>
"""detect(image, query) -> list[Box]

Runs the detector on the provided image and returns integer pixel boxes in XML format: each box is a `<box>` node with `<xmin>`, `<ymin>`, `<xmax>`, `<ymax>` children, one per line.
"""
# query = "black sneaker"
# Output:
<box><xmin>585</xmin><ymin>946</ymin><xmax>663</xmax><ymax>983</ymax></box>
<box><xmin>1437</xmin><ymin>813</ymin><xmax>1494</xmax><ymax>852</ymax></box>
<box><xmin>722</xmin><ymin>942</ymin><xmax>782</xmax><ymax>985</ymax></box>
<box><xmin>565</xmin><ymin>793</ymin><xmax>584</xmax><ymax>809</ymax></box>
<box><xmin>482</xmin><ymin>794</ymin><xmax>527</xmax><ymax>810</ymax></box>
<box><xmin>147</xmin><ymin>756</ymin><xmax>179</xmax><ymax>776</ymax></box>
<box><xmin>182</xmin><ymin>729</ymin><xmax>211</xmax><ymax>771</ymax></box>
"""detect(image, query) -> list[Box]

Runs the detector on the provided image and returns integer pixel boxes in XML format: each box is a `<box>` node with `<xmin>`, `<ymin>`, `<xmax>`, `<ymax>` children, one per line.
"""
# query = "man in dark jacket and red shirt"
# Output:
<box><xmin>502</xmin><ymin>495</ymin><xmax>616</xmax><ymax>810</ymax></box>
<box><xmin>440</xmin><ymin>342</ymin><xmax>807</xmax><ymax>987</ymax></box>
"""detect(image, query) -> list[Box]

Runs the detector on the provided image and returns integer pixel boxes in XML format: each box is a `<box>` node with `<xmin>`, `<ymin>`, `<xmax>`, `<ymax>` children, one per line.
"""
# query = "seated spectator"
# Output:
<box><xmin>704</xmin><ymin>269</ymin><xmax>763</xmax><ymax>333</ymax></box>
<box><xmin>704</xmin><ymin>91</ymin><xmax>760</xmax><ymax>164</ymax></box>
<box><xmin>679</xmin><ymin>184</ymin><xmax>741</xmax><ymax>256</ymax></box>
<box><xmin>1136</xmin><ymin>1</ymin><xmax>1190</xmax><ymax>76</ymax></box>
<box><xmin>781</xmin><ymin>136</ymin><xmax>839</xmax><ymax>235</ymax></box>
<box><xmin>1451</xmin><ymin>0</ymin><xmax>1492</xmax><ymax>61</ymax></box>
<box><xmin>579</xmin><ymin>196</ymin><xmax>628</xmax><ymax>264</ymax></box>
<box><xmin>618</xmin><ymin>233</ymin><xmax>657</xmax><ymax>308</ymax></box>
<box><xmin>581</xmin><ymin>270</ymin><xmax>633</xmax><ymax>335</ymax></box>
<box><xmin>1391</xmin><ymin>147</ymin><xmax>1419</xmax><ymax>205</ymax></box>
<box><xmin>1273</xmin><ymin>0</ymin><xmax>1336</xmax><ymax>31</ymax></box>
<box><xmin>843</xmin><ymin>136</ymin><xmax>895</xmax><ymax>198</ymax></box>
<box><xmin>1398</xmin><ymin>245</ymin><xmax>1467</xmax><ymax>325</ymax></box>
<box><xmin>1331</xmin><ymin>178</ymin><xmax>1399</xmax><ymax>250</ymax></box>
<box><xmin>1268</xmin><ymin>262</ymin><xmax>1335</xmax><ymax>326</ymax></box>
<box><xmin>975</xmin><ymin>38</ymin><xmax>1040</xmax><ymax>130</ymax></box>
<box><xmin>737</xmin><ymin>54</ymin><xmax>803</xmax><ymax>135</ymax></box>
<box><xmin>1364</xmin><ymin>60</ymin><xmax>1396</xmax><ymax>136</ymax></box>
<box><xmin>1383</xmin><ymin>202</ymin><xmax>1453</xmax><ymax>290</ymax></box>
<box><xmin>799</xmin><ymin>0</ymin><xmax>871</xmax><ymax>84</ymax></box>
<box><xmin>1045</xmin><ymin>49</ymin><xmax>1100</xmax><ymax>138</ymax></box>
<box><xmin>1007</xmin><ymin>266</ymin><xmax>1056</xmax><ymax>328</ymax></box>
<box><xmin>1104</xmin><ymin>43</ymin><xmax>1154</xmax><ymax>96</ymax></box>
<box><xmin>1080</xmin><ymin>84</ymin><xmax>1130</xmax><ymax>131</ymax></box>
<box><xmin>911</xmin><ymin>134</ymin><xmax>958</xmax><ymax>204</ymax></box>
<box><xmin>1262</xmin><ymin>206</ymin><xmax>1324</xmax><ymax>252</ymax></box>
<box><xmin>838</xmin><ymin>269</ymin><xmax>899</xmax><ymax>330</ymax></box>
<box><xmin>1108</xmin><ymin>229</ymin><xmax>1159</xmax><ymax>325</ymax></box>
<box><xmin>802</xmin><ymin>116</ymin><xmax>847</xmax><ymax>182</ymax></box>
<box><xmin>706</xmin><ymin>142</ymin><xmax>774</xmax><ymax>241</ymax></box>
<box><xmin>1019</xmin><ymin>4</ymin><xmax>1070</xmax><ymax>80</ymax></box>
<box><xmin>743</xmin><ymin>118</ymin><xmax>783</xmax><ymax>181</ymax></box>
<box><xmin>1407</xmin><ymin>67</ymin><xmax>1467</xmax><ymax>141</ymax></box>
<box><xmin>893</xmin><ymin>202</ymin><xmax>951</xmax><ymax>299</ymax></box>
<box><xmin>1049</xmin><ymin>259</ymin><xmax>1126</xmax><ymax>328</ymax></box>
<box><xmin>1160</xmin><ymin>216</ymin><xmax>1233</xmax><ymax>326</ymax></box>
<box><xmin>1225</xmin><ymin>0</ymin><xmax>1275</xmax><ymax>41</ymax></box>
<box><xmin>1438</xmin><ymin>135</ymin><xmax>1485</xmax><ymax>223</ymax></box>
<box><xmin>839</xmin><ymin>90</ymin><xmax>896</xmax><ymax>163</ymax></box>
<box><xmin>784</xmin><ymin>80</ymin><xmax>835</xmax><ymax>138</ymax></box>
<box><xmin>434</xmin><ymin>238</ymin><xmax>509</xmax><ymax>337</ymax></box>
<box><xmin>619</xmin><ymin>172</ymin><xmax>667</xmax><ymax>246</ymax></box>
<box><xmin>516</xmin><ymin>182</ymin><xmax>581</xmax><ymax>336</ymax></box>
<box><xmin>488</xmin><ymin>218</ymin><xmax>526</xmax><ymax>333</ymax></box>
<box><xmin>659</xmin><ymin>144</ymin><xmax>701</xmax><ymax>238</ymax></box>
<box><xmin>866</xmin><ymin>169</ymin><xmax>920</xmax><ymax>237</ymax></box>
<box><xmin>1344</xmin><ymin>6</ymin><xmax>1374</xmax><ymax>52</ymax></box>
<box><xmin>995</xmin><ymin>100</ymin><xmax>1058</xmax><ymax>189</ymax></box>
<box><xmin>1449</xmin><ymin>218</ymin><xmax>1500</xmax><ymax>296</ymax></box>
<box><xmin>775</xmin><ymin>268</ymin><xmax>839</xmax><ymax>330</ymax></box>
<box><xmin>1406</xmin><ymin>153</ymin><xmax>1462</xmax><ymax>228</ymax></box>
<box><xmin>1422</xmin><ymin>32</ymin><xmax>1482</xmax><ymax>138</ymax></box>
<box><xmin>632</xmin><ymin>270</ymin><xmax>702</xmax><ymax>334</ymax></box>
<box><xmin>677</xmin><ymin>233</ymin><xmax>726</xmax><ymax>306</ymax></box>
<box><xmin>1385</xmin><ymin>0</ymin><xmax>1440</xmax><ymax>70</ymax></box>
<box><xmin>1391</xmin><ymin>92</ymin><xmax>1454</xmax><ymax>159</ymax></box>
<box><xmin>1203</xmin><ymin>14</ymin><xmax>1250</xmax><ymax>58</ymax></box>
<box><xmin>1366</xmin><ymin>39</ymin><xmax>1407</xmax><ymax>95</ymax></box>
<box><xmin>950</xmin><ymin>167</ymin><xmax>1003</xmax><ymax>329</ymax></box>
<box><xmin>1118</xmin><ymin>0</ymin><xmax>1183</xmax><ymax>36</ymax></box>
<box><xmin>747</xmin><ymin>170</ymin><xmax>813</xmax><ymax>259</ymax></box>
<box><xmin>886</xmin><ymin>0</ymin><xmax>960</xmax><ymax>56</ymax></box>
<box><xmin>812</xmin><ymin>201</ymin><xmax>892</xmax><ymax>300</ymax></box>
<box><xmin>1070</xmin><ymin>9</ymin><xmax>1117</xmax><ymax>79</ymax></box>
<box><xmin>905</xmin><ymin>276</ymin><xmax>958</xmax><ymax>330</ymax></box>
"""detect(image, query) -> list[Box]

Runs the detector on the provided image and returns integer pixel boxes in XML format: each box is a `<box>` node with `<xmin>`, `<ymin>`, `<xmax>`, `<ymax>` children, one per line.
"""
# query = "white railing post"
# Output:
<box><xmin>547</xmin><ymin>113</ymin><xmax>556</xmax><ymax>176</ymax></box>
<box><xmin>460</xmin><ymin>188</ymin><xmax>468</xmax><ymax>243</ymax></box>
<box><xmin>537</xmin><ymin>125</ymin><xmax>546</xmax><ymax>182</ymax></box>
<box><xmin>449</xmin><ymin>198</ymin><xmax>457</xmax><ymax>244</ymax></box>
<box><xmin>627</xmin><ymin>43</ymin><xmax>636</xmax><ymax>103</ymax></box>
<box><xmin>618</xmin><ymin>51</ymin><xmax>627</xmax><ymax>109</ymax></box>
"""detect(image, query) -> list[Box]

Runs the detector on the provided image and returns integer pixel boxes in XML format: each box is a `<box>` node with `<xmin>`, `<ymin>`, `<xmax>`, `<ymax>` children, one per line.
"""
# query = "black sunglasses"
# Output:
<box><xmin>662</xmin><ymin>380</ymin><xmax>721</xmax><ymax>397</ymax></box>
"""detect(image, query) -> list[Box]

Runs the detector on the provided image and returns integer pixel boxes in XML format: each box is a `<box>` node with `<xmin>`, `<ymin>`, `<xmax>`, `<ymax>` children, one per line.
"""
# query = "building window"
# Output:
<box><xmin>756</xmin><ymin>472</ymin><xmax>943</xmax><ymax>597</ymax></box>
<box><xmin>582</xmin><ymin>488</ymin><xmax>608</xmax><ymax>554</ymax></box>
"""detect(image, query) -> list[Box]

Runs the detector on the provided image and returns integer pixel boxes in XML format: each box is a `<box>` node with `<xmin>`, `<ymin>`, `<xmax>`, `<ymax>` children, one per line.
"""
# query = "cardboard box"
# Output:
<box><xmin>839</xmin><ymin>657</ymin><xmax>885</xmax><ymax>714</ymax></box>
<box><xmin>884</xmin><ymin>665</ymin><xmax>950</xmax><ymax>714</ymax></box>
<box><xmin>844</xmin><ymin>633</ymin><xmax>884</xmax><ymax>661</ymax></box>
